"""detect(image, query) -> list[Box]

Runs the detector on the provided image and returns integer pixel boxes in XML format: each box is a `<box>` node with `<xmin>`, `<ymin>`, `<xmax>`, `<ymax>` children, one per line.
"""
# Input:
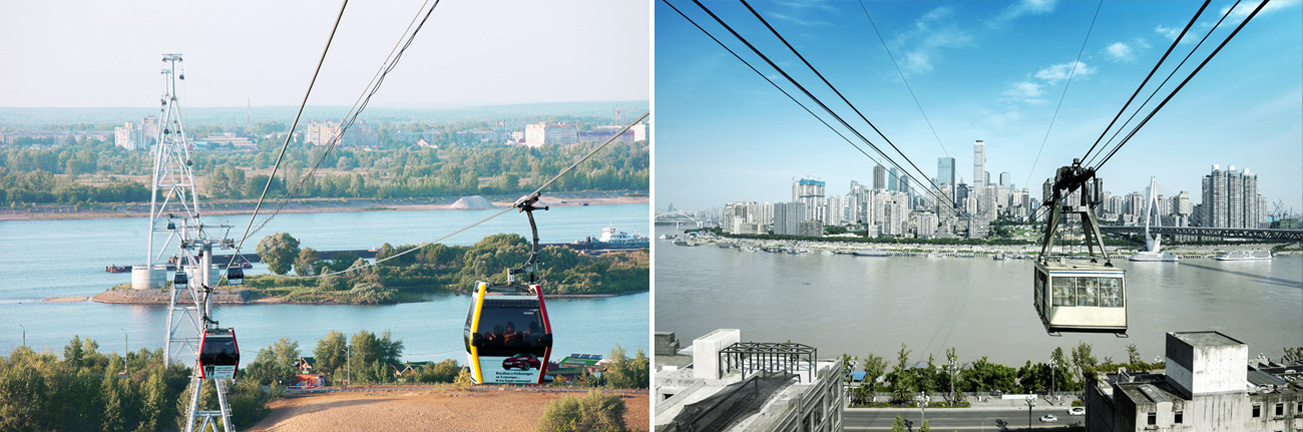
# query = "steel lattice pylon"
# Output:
<box><xmin>146</xmin><ymin>54</ymin><xmax>236</xmax><ymax>432</ymax></box>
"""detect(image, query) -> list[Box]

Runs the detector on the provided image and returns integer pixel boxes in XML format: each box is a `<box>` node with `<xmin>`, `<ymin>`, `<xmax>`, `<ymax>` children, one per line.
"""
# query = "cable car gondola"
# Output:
<box><xmin>463</xmin><ymin>193</ymin><xmax>553</xmax><ymax>384</ymax></box>
<box><xmin>225</xmin><ymin>267</ymin><xmax>244</xmax><ymax>285</ymax></box>
<box><xmin>174</xmin><ymin>271</ymin><xmax>188</xmax><ymax>289</ymax></box>
<box><xmin>1033</xmin><ymin>161</ymin><xmax>1127</xmax><ymax>336</ymax></box>
<box><xmin>198</xmin><ymin>328</ymin><xmax>240</xmax><ymax>379</ymax></box>
<box><xmin>464</xmin><ymin>281</ymin><xmax>553</xmax><ymax>384</ymax></box>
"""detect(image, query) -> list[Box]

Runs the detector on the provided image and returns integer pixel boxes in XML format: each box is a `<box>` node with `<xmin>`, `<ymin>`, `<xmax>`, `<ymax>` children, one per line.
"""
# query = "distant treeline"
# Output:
<box><xmin>248</xmin><ymin>233</ymin><xmax>649</xmax><ymax>304</ymax></box>
<box><xmin>0</xmin><ymin>134</ymin><xmax>647</xmax><ymax>204</ymax></box>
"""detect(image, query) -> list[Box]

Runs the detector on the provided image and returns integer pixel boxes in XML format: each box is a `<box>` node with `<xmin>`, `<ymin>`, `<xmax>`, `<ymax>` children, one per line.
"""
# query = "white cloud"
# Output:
<box><xmin>891</xmin><ymin>6</ymin><xmax>973</xmax><ymax>74</ymax></box>
<box><xmin>766</xmin><ymin>11</ymin><xmax>830</xmax><ymax>27</ymax></box>
<box><xmin>1154</xmin><ymin>25</ymin><xmax>1182</xmax><ymax>40</ymax></box>
<box><xmin>1103</xmin><ymin>42</ymin><xmax>1134</xmax><ymax>62</ymax></box>
<box><xmin>1034</xmin><ymin>61</ymin><xmax>1094</xmax><ymax>85</ymax></box>
<box><xmin>1221</xmin><ymin>0</ymin><xmax>1294</xmax><ymax>21</ymax></box>
<box><xmin>1005</xmin><ymin>81</ymin><xmax>1045</xmax><ymax>100</ymax></box>
<box><xmin>988</xmin><ymin>0</ymin><xmax>1058</xmax><ymax>28</ymax></box>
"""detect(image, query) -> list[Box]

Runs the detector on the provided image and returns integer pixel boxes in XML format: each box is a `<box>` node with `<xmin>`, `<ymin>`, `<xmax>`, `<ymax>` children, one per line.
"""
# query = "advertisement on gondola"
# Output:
<box><xmin>204</xmin><ymin>365</ymin><xmax>237</xmax><ymax>380</ymax></box>
<box><xmin>475</xmin><ymin>353</ymin><xmax>546</xmax><ymax>384</ymax></box>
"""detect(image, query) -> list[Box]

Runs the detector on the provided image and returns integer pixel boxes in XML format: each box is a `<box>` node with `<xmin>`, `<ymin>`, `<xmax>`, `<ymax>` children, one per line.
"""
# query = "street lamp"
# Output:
<box><xmin>948</xmin><ymin>359</ymin><xmax>958</xmax><ymax>407</ymax></box>
<box><xmin>1050</xmin><ymin>358</ymin><xmax>1057</xmax><ymax>403</ymax></box>
<box><xmin>1026</xmin><ymin>396</ymin><xmax>1036</xmax><ymax>429</ymax></box>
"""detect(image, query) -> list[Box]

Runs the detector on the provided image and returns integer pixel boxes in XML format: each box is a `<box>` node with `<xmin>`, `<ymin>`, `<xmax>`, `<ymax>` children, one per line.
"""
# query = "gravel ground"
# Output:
<box><xmin>245</xmin><ymin>387</ymin><xmax>649</xmax><ymax>432</ymax></box>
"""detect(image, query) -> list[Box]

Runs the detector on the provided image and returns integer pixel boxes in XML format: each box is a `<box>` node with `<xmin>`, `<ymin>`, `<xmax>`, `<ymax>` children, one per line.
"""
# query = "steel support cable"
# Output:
<box><xmin>688</xmin><ymin>1</ymin><xmax>963</xmax><ymax>215</ymax></box>
<box><xmin>1024</xmin><ymin>0</ymin><xmax>1102</xmax><ymax>190</ymax></box>
<box><xmin>1080</xmin><ymin>0</ymin><xmax>1211</xmax><ymax>163</ymax></box>
<box><xmin>278</xmin><ymin>112</ymin><xmax>649</xmax><ymax>279</ymax></box>
<box><xmin>1086</xmin><ymin>0</ymin><xmax>1240</xmax><ymax>168</ymax></box>
<box><xmin>244</xmin><ymin>0</ymin><xmax>443</xmax><ymax>242</ymax></box>
<box><xmin>661</xmin><ymin>1</ymin><xmax>941</xmax><ymax>215</ymax></box>
<box><xmin>739</xmin><ymin>0</ymin><xmax>954</xmax><ymax>212</ymax></box>
<box><xmin>244</xmin><ymin>0</ymin><xmax>435</xmax><ymax>238</ymax></box>
<box><xmin>228</xmin><ymin>0</ymin><xmax>349</xmax><ymax>270</ymax></box>
<box><xmin>1094</xmin><ymin>0</ymin><xmax>1268</xmax><ymax>170</ymax></box>
<box><xmin>856</xmin><ymin>0</ymin><xmax>950</xmax><ymax>158</ymax></box>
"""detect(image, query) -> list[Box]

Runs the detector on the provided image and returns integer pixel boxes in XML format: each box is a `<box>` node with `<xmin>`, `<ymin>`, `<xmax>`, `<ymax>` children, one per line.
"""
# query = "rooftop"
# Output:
<box><xmin>1170</xmin><ymin>331</ymin><xmax>1245</xmax><ymax>347</ymax></box>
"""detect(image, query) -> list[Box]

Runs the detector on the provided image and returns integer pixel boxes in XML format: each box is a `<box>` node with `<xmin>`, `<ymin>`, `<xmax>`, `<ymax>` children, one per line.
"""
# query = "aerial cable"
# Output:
<box><xmin>1086</xmin><ymin>0</ymin><xmax>1240</xmax><ymax>167</ymax></box>
<box><xmin>686</xmin><ymin>0</ymin><xmax>963</xmax><ymax>215</ymax></box>
<box><xmin>228</xmin><ymin>0</ymin><xmax>349</xmax><ymax>273</ymax></box>
<box><xmin>1094</xmin><ymin>0</ymin><xmax>1268</xmax><ymax>170</ymax></box>
<box><xmin>1080</xmin><ymin>0</ymin><xmax>1211</xmax><ymax>163</ymax></box>
<box><xmin>856</xmin><ymin>0</ymin><xmax>950</xmax><ymax>158</ymax></box>
<box><xmin>1023</xmin><ymin>0</ymin><xmax>1102</xmax><ymax>190</ymax></box>
<box><xmin>243</xmin><ymin>0</ymin><xmax>442</xmax><ymax>242</ymax></box>
<box><xmin>278</xmin><ymin>112</ymin><xmax>650</xmax><ymax>280</ymax></box>
<box><xmin>661</xmin><ymin>0</ymin><xmax>955</xmax><ymax>217</ymax></box>
<box><xmin>739</xmin><ymin>0</ymin><xmax>953</xmax><ymax>212</ymax></box>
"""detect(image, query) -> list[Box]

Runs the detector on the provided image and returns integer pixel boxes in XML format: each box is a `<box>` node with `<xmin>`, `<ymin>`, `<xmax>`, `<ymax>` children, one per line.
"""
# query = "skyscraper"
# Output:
<box><xmin>873</xmin><ymin>164</ymin><xmax>886</xmax><ymax>190</ymax></box>
<box><xmin>999</xmin><ymin>172</ymin><xmax>1012</xmax><ymax>187</ymax></box>
<box><xmin>937</xmin><ymin>157</ymin><xmax>956</xmax><ymax>186</ymax></box>
<box><xmin>973</xmin><ymin>140</ymin><xmax>986</xmax><ymax>206</ymax></box>
<box><xmin>888</xmin><ymin>167</ymin><xmax>899</xmax><ymax>192</ymax></box>
<box><xmin>793</xmin><ymin>178</ymin><xmax>826</xmax><ymax>224</ymax></box>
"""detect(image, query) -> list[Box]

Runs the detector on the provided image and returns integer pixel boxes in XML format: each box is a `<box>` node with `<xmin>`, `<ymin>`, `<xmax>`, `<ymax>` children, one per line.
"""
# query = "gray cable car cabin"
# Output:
<box><xmin>1034</xmin><ymin>161</ymin><xmax>1127</xmax><ymax>336</ymax></box>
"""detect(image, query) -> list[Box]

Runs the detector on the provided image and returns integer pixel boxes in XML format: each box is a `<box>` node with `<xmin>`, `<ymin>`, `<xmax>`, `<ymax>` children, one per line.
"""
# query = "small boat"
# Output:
<box><xmin>926</xmin><ymin>251</ymin><xmax>943</xmax><ymax>259</ymax></box>
<box><xmin>579</xmin><ymin>225</ymin><xmax>649</xmax><ymax>250</ymax></box>
<box><xmin>106</xmin><ymin>265</ymin><xmax>131</xmax><ymax>273</ymax></box>
<box><xmin>1129</xmin><ymin>251</ymin><xmax>1179</xmax><ymax>262</ymax></box>
<box><xmin>993</xmin><ymin>253</ymin><xmax>1009</xmax><ymax>261</ymax></box>
<box><xmin>1213</xmin><ymin>250</ymin><xmax>1272</xmax><ymax>261</ymax></box>
<box><xmin>853</xmin><ymin>249</ymin><xmax>890</xmax><ymax>257</ymax></box>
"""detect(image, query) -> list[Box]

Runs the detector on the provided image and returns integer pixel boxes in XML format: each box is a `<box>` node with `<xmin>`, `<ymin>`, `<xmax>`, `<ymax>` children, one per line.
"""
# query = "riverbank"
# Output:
<box><xmin>0</xmin><ymin>192</ymin><xmax>648</xmax><ymax>221</ymax></box>
<box><xmin>675</xmin><ymin>231</ymin><xmax>1301</xmax><ymax>258</ymax></box>
<box><xmin>73</xmin><ymin>285</ymin><xmax>647</xmax><ymax>306</ymax></box>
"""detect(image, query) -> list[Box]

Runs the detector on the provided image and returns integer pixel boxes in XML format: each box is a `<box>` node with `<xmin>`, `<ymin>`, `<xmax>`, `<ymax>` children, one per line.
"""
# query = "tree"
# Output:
<box><xmin>890</xmin><ymin>414</ymin><xmax>908</xmax><ymax>432</ymax></box>
<box><xmin>1284</xmin><ymin>347</ymin><xmax>1303</xmax><ymax>364</ymax></box>
<box><xmin>294</xmin><ymin>247</ymin><xmax>319</xmax><ymax>276</ymax></box>
<box><xmin>101</xmin><ymin>374</ymin><xmax>127</xmax><ymax>432</ymax></box>
<box><xmin>1071</xmin><ymin>342</ymin><xmax>1098</xmax><ymax>383</ymax></box>
<box><xmin>536</xmin><ymin>389</ymin><xmax>627</xmax><ymax>432</ymax></box>
<box><xmin>314</xmin><ymin>330</ymin><xmax>348</xmax><ymax>378</ymax></box>
<box><xmin>603</xmin><ymin>346</ymin><xmax>649</xmax><ymax>389</ymax></box>
<box><xmin>256</xmin><ymin>233</ymin><xmax>300</xmax><ymax>275</ymax></box>
<box><xmin>945</xmin><ymin>347</ymin><xmax>963</xmax><ymax>405</ymax></box>
<box><xmin>841</xmin><ymin>353</ymin><xmax>859</xmax><ymax>384</ymax></box>
<box><xmin>0</xmin><ymin>363</ymin><xmax>49</xmax><ymax>432</ymax></box>
<box><xmin>861</xmin><ymin>354</ymin><xmax>887</xmax><ymax>393</ymax></box>
<box><xmin>890</xmin><ymin>344</ymin><xmax>914</xmax><ymax>404</ymax></box>
<box><xmin>918</xmin><ymin>419</ymin><xmax>931</xmax><ymax>432</ymax></box>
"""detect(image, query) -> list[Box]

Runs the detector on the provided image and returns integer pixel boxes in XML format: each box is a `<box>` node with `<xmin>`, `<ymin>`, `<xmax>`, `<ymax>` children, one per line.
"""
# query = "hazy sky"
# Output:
<box><xmin>0</xmin><ymin>0</ymin><xmax>649</xmax><ymax>108</ymax></box>
<box><xmin>655</xmin><ymin>0</ymin><xmax>1302</xmax><ymax>214</ymax></box>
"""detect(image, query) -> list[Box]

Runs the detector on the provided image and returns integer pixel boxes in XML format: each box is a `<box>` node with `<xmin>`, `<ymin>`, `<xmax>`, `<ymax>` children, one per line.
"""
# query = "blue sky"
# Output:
<box><xmin>0</xmin><ymin>0</ymin><xmax>648</xmax><ymax>108</ymax></box>
<box><xmin>654</xmin><ymin>0</ymin><xmax>1302</xmax><ymax>215</ymax></box>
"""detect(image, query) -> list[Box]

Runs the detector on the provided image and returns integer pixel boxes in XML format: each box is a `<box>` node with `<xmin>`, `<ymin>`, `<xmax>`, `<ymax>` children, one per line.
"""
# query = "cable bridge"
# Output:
<box><xmin>1101</xmin><ymin>226</ymin><xmax>1303</xmax><ymax>242</ymax></box>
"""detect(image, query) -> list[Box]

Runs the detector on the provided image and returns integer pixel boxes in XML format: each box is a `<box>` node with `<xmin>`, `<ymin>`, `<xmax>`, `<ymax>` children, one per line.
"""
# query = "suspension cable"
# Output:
<box><xmin>856</xmin><ymin>0</ymin><xmax>949</xmax><ymax>158</ymax></box>
<box><xmin>1079</xmin><ymin>0</ymin><xmax>1211</xmax><ymax>163</ymax></box>
<box><xmin>228</xmin><ymin>0</ymin><xmax>349</xmax><ymax>270</ymax></box>
<box><xmin>1094</xmin><ymin>0</ymin><xmax>1268</xmax><ymax>170</ymax></box>
<box><xmin>739</xmin><ymin>0</ymin><xmax>953</xmax><ymax>211</ymax></box>
<box><xmin>279</xmin><ymin>112</ymin><xmax>649</xmax><ymax>279</ymax></box>
<box><xmin>1024</xmin><ymin>0</ymin><xmax>1102</xmax><ymax>190</ymax></box>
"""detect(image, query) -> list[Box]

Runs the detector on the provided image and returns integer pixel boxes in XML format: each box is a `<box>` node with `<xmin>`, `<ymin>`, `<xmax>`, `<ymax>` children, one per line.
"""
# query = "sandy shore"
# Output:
<box><xmin>246</xmin><ymin>388</ymin><xmax>649</xmax><ymax>432</ymax></box>
<box><xmin>0</xmin><ymin>195</ymin><xmax>647</xmax><ymax>221</ymax></box>
<box><xmin>42</xmin><ymin>296</ymin><xmax>89</xmax><ymax>303</ymax></box>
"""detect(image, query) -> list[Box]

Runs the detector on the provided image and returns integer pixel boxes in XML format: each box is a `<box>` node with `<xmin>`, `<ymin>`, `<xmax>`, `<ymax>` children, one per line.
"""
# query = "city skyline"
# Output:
<box><xmin>0</xmin><ymin>0</ymin><xmax>648</xmax><ymax>108</ymax></box>
<box><xmin>656</xmin><ymin>0</ymin><xmax>1302</xmax><ymax>213</ymax></box>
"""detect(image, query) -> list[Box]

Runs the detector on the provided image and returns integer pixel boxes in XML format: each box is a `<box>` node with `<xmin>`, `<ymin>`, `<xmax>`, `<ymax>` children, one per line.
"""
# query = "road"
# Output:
<box><xmin>844</xmin><ymin>407</ymin><xmax>1084</xmax><ymax>431</ymax></box>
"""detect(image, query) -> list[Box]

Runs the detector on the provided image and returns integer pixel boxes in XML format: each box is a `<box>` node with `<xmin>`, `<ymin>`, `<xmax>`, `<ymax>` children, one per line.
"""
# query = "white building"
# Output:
<box><xmin>306</xmin><ymin>121</ymin><xmax>341</xmax><ymax>146</ymax></box>
<box><xmin>524</xmin><ymin>121</ymin><xmax>578</xmax><ymax>148</ymax></box>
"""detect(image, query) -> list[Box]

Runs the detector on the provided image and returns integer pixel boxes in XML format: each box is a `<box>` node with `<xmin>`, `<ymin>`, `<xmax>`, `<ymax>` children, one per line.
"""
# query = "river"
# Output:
<box><xmin>653</xmin><ymin>226</ymin><xmax>1303</xmax><ymax>367</ymax></box>
<box><xmin>0</xmin><ymin>204</ymin><xmax>650</xmax><ymax>364</ymax></box>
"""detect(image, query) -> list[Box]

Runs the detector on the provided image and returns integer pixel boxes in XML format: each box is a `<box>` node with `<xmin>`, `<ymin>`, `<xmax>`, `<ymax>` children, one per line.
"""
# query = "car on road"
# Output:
<box><xmin>1040</xmin><ymin>414</ymin><xmax>1058</xmax><ymax>423</ymax></box>
<box><xmin>502</xmin><ymin>353</ymin><xmax>541</xmax><ymax>370</ymax></box>
<box><xmin>1069</xmin><ymin>407</ymin><xmax>1085</xmax><ymax>416</ymax></box>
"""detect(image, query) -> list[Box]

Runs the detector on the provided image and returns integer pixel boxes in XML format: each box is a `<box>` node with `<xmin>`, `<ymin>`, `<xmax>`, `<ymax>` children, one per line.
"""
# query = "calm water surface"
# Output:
<box><xmin>654</xmin><ymin>226</ymin><xmax>1302</xmax><ymax>366</ymax></box>
<box><xmin>0</xmin><ymin>205</ymin><xmax>650</xmax><ymax>364</ymax></box>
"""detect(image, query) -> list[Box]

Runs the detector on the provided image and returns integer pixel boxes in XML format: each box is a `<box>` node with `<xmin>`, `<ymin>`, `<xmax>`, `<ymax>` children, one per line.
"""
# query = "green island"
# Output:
<box><xmin>243</xmin><ymin>232</ymin><xmax>648</xmax><ymax>304</ymax></box>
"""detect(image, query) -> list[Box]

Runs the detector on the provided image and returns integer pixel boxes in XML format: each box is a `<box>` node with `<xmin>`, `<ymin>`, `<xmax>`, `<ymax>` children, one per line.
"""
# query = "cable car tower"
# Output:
<box><xmin>1033</xmin><ymin>159</ymin><xmax>1127</xmax><ymax>336</ymax></box>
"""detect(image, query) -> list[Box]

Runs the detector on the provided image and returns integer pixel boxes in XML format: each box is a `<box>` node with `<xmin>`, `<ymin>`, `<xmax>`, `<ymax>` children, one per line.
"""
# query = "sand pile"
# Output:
<box><xmin>449</xmin><ymin>196</ymin><xmax>497</xmax><ymax>210</ymax></box>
